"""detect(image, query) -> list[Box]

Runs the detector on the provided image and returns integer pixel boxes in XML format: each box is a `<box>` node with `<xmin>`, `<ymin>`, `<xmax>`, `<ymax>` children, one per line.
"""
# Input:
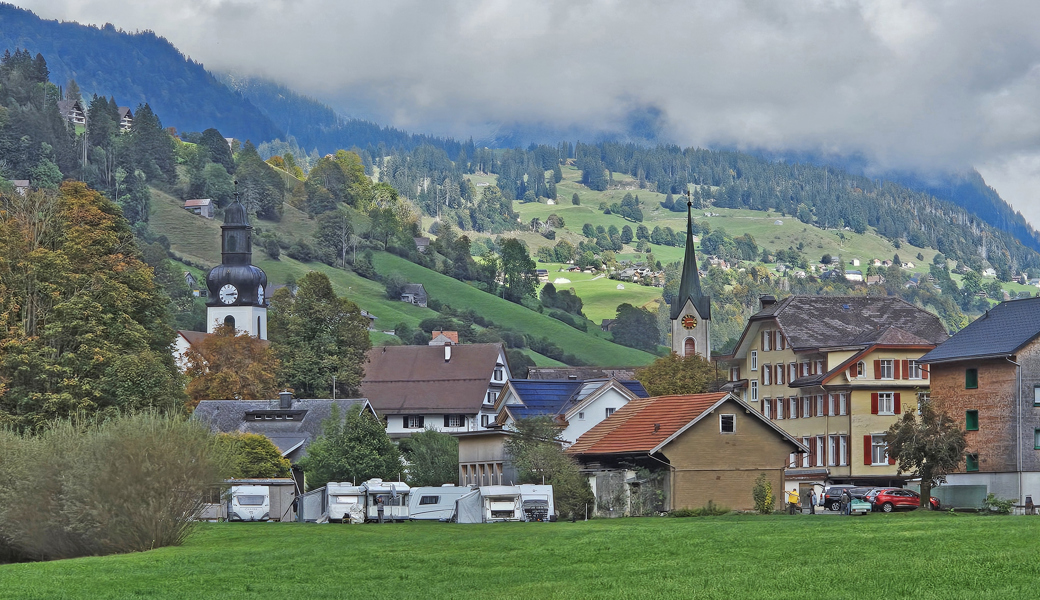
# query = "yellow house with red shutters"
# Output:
<box><xmin>718</xmin><ymin>295</ymin><xmax>948</xmax><ymax>498</ymax></box>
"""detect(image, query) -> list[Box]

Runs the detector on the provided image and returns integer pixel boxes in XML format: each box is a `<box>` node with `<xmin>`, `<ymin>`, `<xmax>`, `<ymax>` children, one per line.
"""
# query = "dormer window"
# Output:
<box><xmin>493</xmin><ymin>366</ymin><xmax>504</xmax><ymax>381</ymax></box>
<box><xmin>485</xmin><ymin>391</ymin><xmax>498</xmax><ymax>405</ymax></box>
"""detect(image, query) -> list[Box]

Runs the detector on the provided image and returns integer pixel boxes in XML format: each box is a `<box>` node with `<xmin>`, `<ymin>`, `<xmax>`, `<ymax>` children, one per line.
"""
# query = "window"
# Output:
<box><xmin>917</xmin><ymin>392</ymin><xmax>929</xmax><ymax>415</ymax></box>
<box><xmin>839</xmin><ymin>435</ymin><xmax>848</xmax><ymax>465</ymax></box>
<box><xmin>966</xmin><ymin>452</ymin><xmax>979</xmax><ymax>472</ymax></box>
<box><xmin>879</xmin><ymin>359</ymin><xmax>894</xmax><ymax>380</ymax></box>
<box><xmin>763</xmin><ymin>330</ymin><xmax>772</xmax><ymax>352</ymax></box>
<box><xmin>966</xmin><ymin>368</ymin><xmax>978</xmax><ymax>389</ymax></box>
<box><xmin>485</xmin><ymin>391</ymin><xmax>498</xmax><ymax>404</ymax></box>
<box><xmin>775</xmin><ymin>331</ymin><xmax>785</xmax><ymax>350</ymax></box>
<box><xmin>405</xmin><ymin>415</ymin><xmax>425</xmax><ymax>428</ymax></box>
<box><xmin>605</xmin><ymin>407</ymin><xmax>616</xmax><ymax>418</ymax></box>
<box><xmin>236</xmin><ymin>495</ymin><xmax>265</xmax><ymax>506</ymax></box>
<box><xmin>815</xmin><ymin>359</ymin><xmax>825</xmax><ymax>374</ymax></box>
<box><xmin>776</xmin><ymin>398</ymin><xmax>784</xmax><ymax>420</ymax></box>
<box><xmin>729</xmin><ymin>367</ymin><xmax>741</xmax><ymax>381</ymax></box>
<box><xmin>907</xmin><ymin>360</ymin><xmax>922</xmax><ymax>379</ymax></box>
<box><xmin>577</xmin><ymin>411</ymin><xmax>585</xmax><ymax>420</ymax></box>
<box><xmin>878</xmin><ymin>392</ymin><xmax>895</xmax><ymax>415</ymax></box>
<box><xmin>789</xmin><ymin>363</ymin><xmax>798</xmax><ymax>382</ymax></box>
<box><xmin>720</xmin><ymin>414</ymin><xmax>735</xmax><ymax>433</ymax></box>
<box><xmin>839</xmin><ymin>393</ymin><xmax>848</xmax><ymax>416</ymax></box>
<box><xmin>800</xmin><ymin>361</ymin><xmax>810</xmax><ymax>377</ymax></box>
<box><xmin>751</xmin><ymin>350</ymin><xmax>758</xmax><ymax>371</ymax></box>
<box><xmin>1035</xmin><ymin>386</ymin><xmax>1040</xmax><ymax>407</ymax></box>
<box><xmin>857</xmin><ymin>361</ymin><xmax>865</xmax><ymax>377</ymax></box>
<box><xmin>776</xmin><ymin>365</ymin><xmax>785</xmax><ymax>385</ymax></box>
<box><xmin>802</xmin><ymin>396</ymin><xmax>811</xmax><ymax>418</ymax></box>
<box><xmin>762</xmin><ymin>365</ymin><xmax>772</xmax><ymax>386</ymax></box>
<box><xmin>828</xmin><ymin>394</ymin><xmax>836</xmax><ymax>416</ymax></box>
<box><xmin>801</xmin><ymin>437</ymin><xmax>811</xmax><ymax>467</ymax></box>
<box><xmin>816</xmin><ymin>437</ymin><xmax>825</xmax><ymax>467</ymax></box>
<box><xmin>750</xmin><ymin>381</ymin><xmax>759</xmax><ymax>402</ymax></box>
<box><xmin>445</xmin><ymin>415</ymin><xmax>464</xmax><ymax>428</ymax></box>
<box><xmin>763</xmin><ymin>398</ymin><xmax>772</xmax><ymax>419</ymax></box>
<box><xmin>816</xmin><ymin>394</ymin><xmax>824</xmax><ymax>417</ymax></box>
<box><xmin>828</xmin><ymin>436</ymin><xmax>838</xmax><ymax>466</ymax></box>
<box><xmin>418</xmin><ymin>496</ymin><xmax>440</xmax><ymax>505</ymax></box>
<box><xmin>493</xmin><ymin>366</ymin><xmax>504</xmax><ymax>381</ymax></box>
<box><xmin>965</xmin><ymin>410</ymin><xmax>979</xmax><ymax>431</ymax></box>
<box><xmin>871</xmin><ymin>435</ymin><xmax>889</xmax><ymax>465</ymax></box>
<box><xmin>481</xmin><ymin>414</ymin><xmax>491</xmax><ymax>427</ymax></box>
<box><xmin>1034</xmin><ymin>429</ymin><xmax>1040</xmax><ymax>450</ymax></box>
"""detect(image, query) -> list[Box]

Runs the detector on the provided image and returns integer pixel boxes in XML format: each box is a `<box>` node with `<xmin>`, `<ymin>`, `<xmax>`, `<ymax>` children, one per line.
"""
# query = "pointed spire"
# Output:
<box><xmin>671</xmin><ymin>190</ymin><xmax>711</xmax><ymax>320</ymax></box>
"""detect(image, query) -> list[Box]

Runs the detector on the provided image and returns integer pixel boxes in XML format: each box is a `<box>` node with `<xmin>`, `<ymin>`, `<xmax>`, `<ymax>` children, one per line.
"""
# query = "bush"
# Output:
<box><xmin>982</xmin><ymin>493</ymin><xmax>1014</xmax><ymax>514</ymax></box>
<box><xmin>752</xmin><ymin>474</ymin><xmax>775</xmax><ymax>515</ymax></box>
<box><xmin>0</xmin><ymin>413</ymin><xmax>226</xmax><ymax>562</ymax></box>
<box><xmin>670</xmin><ymin>501</ymin><xmax>730</xmax><ymax>517</ymax></box>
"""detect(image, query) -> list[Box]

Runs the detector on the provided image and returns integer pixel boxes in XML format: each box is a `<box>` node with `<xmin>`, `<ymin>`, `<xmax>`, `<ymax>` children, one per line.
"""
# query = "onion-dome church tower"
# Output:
<box><xmin>205</xmin><ymin>192</ymin><xmax>268</xmax><ymax>339</ymax></box>
<box><xmin>670</xmin><ymin>192</ymin><xmax>710</xmax><ymax>359</ymax></box>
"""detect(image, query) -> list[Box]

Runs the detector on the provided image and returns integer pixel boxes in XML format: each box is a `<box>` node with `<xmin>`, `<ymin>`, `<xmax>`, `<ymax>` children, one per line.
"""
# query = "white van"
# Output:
<box><xmin>326</xmin><ymin>483</ymin><xmax>366</xmax><ymax>523</ymax></box>
<box><xmin>409</xmin><ymin>485</ymin><xmax>474</xmax><ymax>520</ymax></box>
<box><xmin>361</xmin><ymin>479</ymin><xmax>411</xmax><ymax>522</ymax></box>
<box><xmin>228</xmin><ymin>485</ymin><xmax>270</xmax><ymax>521</ymax></box>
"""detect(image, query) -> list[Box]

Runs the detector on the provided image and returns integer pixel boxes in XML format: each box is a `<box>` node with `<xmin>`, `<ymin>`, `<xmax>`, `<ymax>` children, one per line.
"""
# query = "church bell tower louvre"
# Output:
<box><xmin>670</xmin><ymin>190</ymin><xmax>710</xmax><ymax>359</ymax></box>
<box><xmin>205</xmin><ymin>187</ymin><xmax>268</xmax><ymax>340</ymax></box>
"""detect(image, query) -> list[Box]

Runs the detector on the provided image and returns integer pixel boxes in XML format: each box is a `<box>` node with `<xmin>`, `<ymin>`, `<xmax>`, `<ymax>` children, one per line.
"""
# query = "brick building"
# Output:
<box><xmin>920</xmin><ymin>297</ymin><xmax>1040</xmax><ymax>503</ymax></box>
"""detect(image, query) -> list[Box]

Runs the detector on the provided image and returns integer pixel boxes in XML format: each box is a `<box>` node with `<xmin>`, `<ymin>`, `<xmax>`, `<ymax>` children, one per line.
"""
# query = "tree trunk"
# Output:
<box><xmin>920</xmin><ymin>480</ymin><xmax>933</xmax><ymax>510</ymax></box>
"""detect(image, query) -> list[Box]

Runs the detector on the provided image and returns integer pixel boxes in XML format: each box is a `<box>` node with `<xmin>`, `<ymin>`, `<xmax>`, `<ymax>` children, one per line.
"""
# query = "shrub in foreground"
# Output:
<box><xmin>0</xmin><ymin>412</ymin><xmax>225</xmax><ymax>562</ymax></box>
<box><xmin>670</xmin><ymin>501</ymin><xmax>730</xmax><ymax>517</ymax></box>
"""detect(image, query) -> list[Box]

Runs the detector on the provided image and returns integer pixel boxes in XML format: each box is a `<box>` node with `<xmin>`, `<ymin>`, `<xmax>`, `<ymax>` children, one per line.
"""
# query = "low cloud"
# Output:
<box><xmin>15</xmin><ymin>0</ymin><xmax>1040</xmax><ymax>222</ymax></box>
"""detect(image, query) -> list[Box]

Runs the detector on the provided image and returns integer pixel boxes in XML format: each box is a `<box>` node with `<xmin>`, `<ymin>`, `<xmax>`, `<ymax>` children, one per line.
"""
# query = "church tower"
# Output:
<box><xmin>205</xmin><ymin>193</ymin><xmax>268</xmax><ymax>339</ymax></box>
<box><xmin>670</xmin><ymin>192</ymin><xmax>710</xmax><ymax>359</ymax></box>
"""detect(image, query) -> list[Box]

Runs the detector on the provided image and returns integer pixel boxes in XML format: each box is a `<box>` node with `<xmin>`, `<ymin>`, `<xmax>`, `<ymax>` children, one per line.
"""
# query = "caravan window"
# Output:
<box><xmin>419</xmin><ymin>496</ymin><xmax>440</xmax><ymax>505</ymax></box>
<box><xmin>236</xmin><ymin>495</ymin><xmax>265</xmax><ymax>506</ymax></box>
<box><xmin>332</xmin><ymin>496</ymin><xmax>359</xmax><ymax>504</ymax></box>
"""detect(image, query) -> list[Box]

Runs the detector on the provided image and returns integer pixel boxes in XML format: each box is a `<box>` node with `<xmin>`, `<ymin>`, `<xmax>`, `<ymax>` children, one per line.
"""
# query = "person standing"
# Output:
<box><xmin>376</xmin><ymin>495</ymin><xmax>385</xmax><ymax>524</ymax></box>
<box><xmin>809</xmin><ymin>489</ymin><xmax>817</xmax><ymax>515</ymax></box>
<box><xmin>840</xmin><ymin>488</ymin><xmax>851</xmax><ymax>515</ymax></box>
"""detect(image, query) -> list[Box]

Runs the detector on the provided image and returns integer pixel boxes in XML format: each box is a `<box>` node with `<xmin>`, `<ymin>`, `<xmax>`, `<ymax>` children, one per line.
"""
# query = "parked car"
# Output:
<box><xmin>871</xmin><ymin>488</ymin><xmax>940</xmax><ymax>512</ymax></box>
<box><xmin>822</xmin><ymin>486</ymin><xmax>873</xmax><ymax>511</ymax></box>
<box><xmin>863</xmin><ymin>488</ymin><xmax>884</xmax><ymax>506</ymax></box>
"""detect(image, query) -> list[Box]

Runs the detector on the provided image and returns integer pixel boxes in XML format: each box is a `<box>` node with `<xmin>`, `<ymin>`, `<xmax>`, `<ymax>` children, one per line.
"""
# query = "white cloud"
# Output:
<box><xmin>13</xmin><ymin>0</ymin><xmax>1040</xmax><ymax>223</ymax></box>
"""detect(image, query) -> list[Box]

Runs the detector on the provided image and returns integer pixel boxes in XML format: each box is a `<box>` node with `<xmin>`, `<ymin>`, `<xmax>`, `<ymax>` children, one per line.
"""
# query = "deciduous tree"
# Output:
<box><xmin>184</xmin><ymin>324</ymin><xmax>280</xmax><ymax>408</ymax></box>
<box><xmin>505</xmin><ymin>416</ymin><xmax>593</xmax><ymax>520</ymax></box>
<box><xmin>219</xmin><ymin>432</ymin><xmax>291</xmax><ymax>478</ymax></box>
<box><xmin>400</xmin><ymin>429</ymin><xmax>459</xmax><ymax>487</ymax></box>
<box><xmin>299</xmin><ymin>404</ymin><xmax>401</xmax><ymax>490</ymax></box>
<box><xmin>885</xmin><ymin>399</ymin><xmax>967</xmax><ymax>509</ymax></box>
<box><xmin>636</xmin><ymin>353</ymin><xmax>718</xmax><ymax>396</ymax></box>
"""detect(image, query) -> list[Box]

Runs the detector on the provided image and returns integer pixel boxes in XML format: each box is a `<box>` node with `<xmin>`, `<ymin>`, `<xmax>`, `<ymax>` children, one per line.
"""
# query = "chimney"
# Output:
<box><xmin>444</xmin><ymin>345</ymin><xmax>451</xmax><ymax>362</ymax></box>
<box><xmin>759</xmin><ymin>295</ymin><xmax>776</xmax><ymax>309</ymax></box>
<box><xmin>279</xmin><ymin>390</ymin><xmax>293</xmax><ymax>409</ymax></box>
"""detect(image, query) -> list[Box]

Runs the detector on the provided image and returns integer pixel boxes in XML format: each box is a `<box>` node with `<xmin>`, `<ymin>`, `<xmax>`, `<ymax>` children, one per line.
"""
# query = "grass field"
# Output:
<box><xmin>2</xmin><ymin>513</ymin><xmax>1034</xmax><ymax>599</ymax></box>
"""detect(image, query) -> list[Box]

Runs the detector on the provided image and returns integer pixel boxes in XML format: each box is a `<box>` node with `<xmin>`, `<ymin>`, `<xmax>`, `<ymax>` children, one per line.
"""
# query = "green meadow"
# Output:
<box><xmin>1</xmin><ymin>513</ymin><xmax>1033</xmax><ymax>599</ymax></box>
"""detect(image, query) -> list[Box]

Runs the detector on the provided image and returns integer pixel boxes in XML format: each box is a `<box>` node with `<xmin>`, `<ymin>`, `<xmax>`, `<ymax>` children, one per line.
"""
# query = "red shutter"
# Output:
<box><xmin>809</xmin><ymin>438</ymin><xmax>816</xmax><ymax>466</ymax></box>
<box><xmin>864</xmin><ymin>435</ymin><xmax>872</xmax><ymax>465</ymax></box>
<box><xmin>871</xmin><ymin>393</ymin><xmax>879</xmax><ymax>415</ymax></box>
<box><xmin>922</xmin><ymin>365</ymin><xmax>929</xmax><ymax>380</ymax></box>
<box><xmin>847</xmin><ymin>367</ymin><xmax>854</xmax><ymax>380</ymax></box>
<box><xmin>894</xmin><ymin>392</ymin><xmax>901</xmax><ymax>414</ymax></box>
<box><xmin>888</xmin><ymin>452</ymin><xmax>896</xmax><ymax>466</ymax></box>
<box><xmin>894</xmin><ymin>360</ymin><xmax>902</xmax><ymax>380</ymax></box>
<box><xmin>873</xmin><ymin>360</ymin><xmax>881</xmax><ymax>379</ymax></box>
<box><xmin>901</xmin><ymin>360</ymin><xmax>909</xmax><ymax>380</ymax></box>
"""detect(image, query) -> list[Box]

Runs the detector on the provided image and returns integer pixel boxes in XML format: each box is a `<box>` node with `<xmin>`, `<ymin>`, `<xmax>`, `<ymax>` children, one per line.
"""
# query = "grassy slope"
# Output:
<box><xmin>372</xmin><ymin>252</ymin><xmax>655</xmax><ymax>366</ymax></box>
<box><xmin>3</xmin><ymin>514</ymin><xmax>1036</xmax><ymax>599</ymax></box>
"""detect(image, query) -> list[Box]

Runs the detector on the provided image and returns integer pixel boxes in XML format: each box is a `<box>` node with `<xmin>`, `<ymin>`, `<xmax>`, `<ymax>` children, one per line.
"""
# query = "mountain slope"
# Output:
<box><xmin>0</xmin><ymin>3</ymin><xmax>282</xmax><ymax>142</ymax></box>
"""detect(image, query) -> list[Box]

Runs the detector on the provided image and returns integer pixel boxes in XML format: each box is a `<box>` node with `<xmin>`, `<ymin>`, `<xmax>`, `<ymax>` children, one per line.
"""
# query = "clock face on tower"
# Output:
<box><xmin>257</xmin><ymin>285</ymin><xmax>265</xmax><ymax>304</ymax></box>
<box><xmin>681</xmin><ymin>314</ymin><xmax>698</xmax><ymax>329</ymax></box>
<box><xmin>219</xmin><ymin>284</ymin><xmax>239</xmax><ymax>305</ymax></box>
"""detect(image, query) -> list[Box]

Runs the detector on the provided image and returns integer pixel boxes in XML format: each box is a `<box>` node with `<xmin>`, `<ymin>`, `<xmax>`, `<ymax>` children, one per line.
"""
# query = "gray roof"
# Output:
<box><xmin>192</xmin><ymin>398</ymin><xmax>371</xmax><ymax>463</ymax></box>
<box><xmin>401</xmin><ymin>283</ymin><xmax>426</xmax><ymax>295</ymax></box>
<box><xmin>920</xmin><ymin>297</ymin><xmax>1040</xmax><ymax>364</ymax></box>
<box><xmin>750</xmin><ymin>295</ymin><xmax>948</xmax><ymax>350</ymax></box>
<box><xmin>528</xmin><ymin>367</ymin><xmax>640</xmax><ymax>381</ymax></box>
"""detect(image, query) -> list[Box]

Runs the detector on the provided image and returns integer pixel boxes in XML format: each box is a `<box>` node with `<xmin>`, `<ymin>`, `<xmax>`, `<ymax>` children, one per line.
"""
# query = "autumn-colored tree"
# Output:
<box><xmin>218</xmin><ymin>432</ymin><xmax>291</xmax><ymax>479</ymax></box>
<box><xmin>183</xmin><ymin>324</ymin><xmax>280</xmax><ymax>408</ymax></box>
<box><xmin>268</xmin><ymin>271</ymin><xmax>371</xmax><ymax>398</ymax></box>
<box><xmin>636</xmin><ymin>353</ymin><xmax>720</xmax><ymax>397</ymax></box>
<box><xmin>0</xmin><ymin>183</ymin><xmax>183</xmax><ymax>430</ymax></box>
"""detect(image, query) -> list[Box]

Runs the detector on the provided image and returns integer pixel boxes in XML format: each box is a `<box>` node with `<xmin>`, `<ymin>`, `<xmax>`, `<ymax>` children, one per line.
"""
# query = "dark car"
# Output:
<box><xmin>872</xmin><ymin>488</ymin><xmax>940</xmax><ymax>512</ymax></box>
<box><xmin>822</xmin><ymin>486</ymin><xmax>871</xmax><ymax>511</ymax></box>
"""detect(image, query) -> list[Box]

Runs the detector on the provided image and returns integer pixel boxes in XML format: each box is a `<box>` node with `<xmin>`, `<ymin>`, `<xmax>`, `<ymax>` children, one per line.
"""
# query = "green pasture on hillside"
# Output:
<box><xmin>371</xmin><ymin>252</ymin><xmax>656</xmax><ymax>367</ymax></box>
<box><xmin>534</xmin><ymin>263</ymin><xmax>663</xmax><ymax>324</ymax></box>
<box><xmin>2</xmin><ymin>513</ymin><xmax>1034</xmax><ymax>599</ymax></box>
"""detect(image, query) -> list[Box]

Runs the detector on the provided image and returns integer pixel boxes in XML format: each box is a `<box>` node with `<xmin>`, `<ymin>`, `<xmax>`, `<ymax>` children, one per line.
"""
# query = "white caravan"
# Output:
<box><xmin>227</xmin><ymin>485</ymin><xmax>270</xmax><ymax>521</ymax></box>
<box><xmin>519</xmin><ymin>485</ymin><xmax>556</xmax><ymax>522</ymax></box>
<box><xmin>409</xmin><ymin>485</ymin><xmax>474</xmax><ymax>520</ymax></box>
<box><xmin>326</xmin><ymin>483</ymin><xmax>366</xmax><ymax>523</ymax></box>
<box><xmin>480</xmin><ymin>485</ymin><xmax>523</xmax><ymax>522</ymax></box>
<box><xmin>362</xmin><ymin>479</ymin><xmax>411</xmax><ymax>522</ymax></box>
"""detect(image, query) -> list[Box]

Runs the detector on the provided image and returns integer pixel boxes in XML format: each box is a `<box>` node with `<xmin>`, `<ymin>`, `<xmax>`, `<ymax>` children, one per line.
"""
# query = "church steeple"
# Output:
<box><xmin>671</xmin><ymin>192</ymin><xmax>710</xmax><ymax>321</ymax></box>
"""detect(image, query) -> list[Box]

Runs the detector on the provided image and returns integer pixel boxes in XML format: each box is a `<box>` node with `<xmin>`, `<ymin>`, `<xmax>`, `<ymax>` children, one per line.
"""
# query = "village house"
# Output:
<box><xmin>400</xmin><ymin>283</ymin><xmax>428</xmax><ymax>307</ymax></box>
<box><xmin>413</xmin><ymin>237</ymin><xmax>430</xmax><ymax>253</ymax></box>
<box><xmin>567</xmin><ymin>392</ymin><xmax>806</xmax><ymax>514</ymax></box>
<box><xmin>919</xmin><ymin>297</ymin><xmax>1040</xmax><ymax>505</ymax></box>
<box><xmin>8</xmin><ymin>179</ymin><xmax>28</xmax><ymax>195</ymax></box>
<box><xmin>361</xmin><ymin>343</ymin><xmax>509</xmax><ymax>438</ymax></box>
<box><xmin>718</xmin><ymin>295</ymin><xmax>948</xmax><ymax>497</ymax></box>
<box><xmin>56</xmin><ymin>99</ymin><xmax>86</xmax><ymax>127</ymax></box>
<box><xmin>428</xmin><ymin>330</ymin><xmax>459</xmax><ymax>346</ymax></box>
<box><xmin>183</xmin><ymin>198</ymin><xmax>214</xmax><ymax>218</ymax></box>
<box><xmin>118</xmin><ymin>106</ymin><xmax>133</xmax><ymax>131</ymax></box>
<box><xmin>492</xmin><ymin>378</ymin><xmax>649</xmax><ymax>445</ymax></box>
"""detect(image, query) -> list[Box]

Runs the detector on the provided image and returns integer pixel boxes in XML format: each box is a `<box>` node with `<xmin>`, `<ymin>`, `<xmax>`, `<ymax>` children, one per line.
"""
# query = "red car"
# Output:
<box><xmin>871</xmin><ymin>488</ymin><xmax>940</xmax><ymax>512</ymax></box>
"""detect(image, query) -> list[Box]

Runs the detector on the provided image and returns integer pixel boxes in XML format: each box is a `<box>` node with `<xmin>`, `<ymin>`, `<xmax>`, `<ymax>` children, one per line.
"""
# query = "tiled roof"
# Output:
<box><xmin>361</xmin><ymin>344</ymin><xmax>503</xmax><ymax>414</ymax></box>
<box><xmin>184</xmin><ymin>198</ymin><xmax>212</xmax><ymax>207</ymax></box>
<box><xmin>178</xmin><ymin>329</ymin><xmax>211</xmax><ymax>348</ymax></box>
<box><xmin>568</xmin><ymin>393</ymin><xmax>727</xmax><ymax>455</ymax></box>
<box><xmin>430</xmin><ymin>330</ymin><xmax>459</xmax><ymax>344</ymax></box>
<box><xmin>921</xmin><ymin>297</ymin><xmax>1040</xmax><ymax>363</ymax></box>
<box><xmin>755</xmin><ymin>296</ymin><xmax>948</xmax><ymax>349</ymax></box>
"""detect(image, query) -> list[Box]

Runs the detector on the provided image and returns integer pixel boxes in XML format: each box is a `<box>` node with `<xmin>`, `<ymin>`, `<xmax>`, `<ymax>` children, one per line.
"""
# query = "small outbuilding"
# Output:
<box><xmin>184</xmin><ymin>198</ymin><xmax>214</xmax><ymax>218</ymax></box>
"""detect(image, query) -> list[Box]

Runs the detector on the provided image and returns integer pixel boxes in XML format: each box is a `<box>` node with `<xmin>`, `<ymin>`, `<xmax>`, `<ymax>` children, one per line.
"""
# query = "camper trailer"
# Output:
<box><xmin>327</xmin><ymin>483</ymin><xmax>366</xmax><ymax>523</ymax></box>
<box><xmin>519</xmin><ymin>485</ymin><xmax>556</xmax><ymax>522</ymax></box>
<box><xmin>409</xmin><ymin>485</ymin><xmax>474</xmax><ymax>520</ymax></box>
<box><xmin>480</xmin><ymin>485</ymin><xmax>524</xmax><ymax>522</ymax></box>
<box><xmin>362</xmin><ymin>479</ymin><xmax>411</xmax><ymax>522</ymax></box>
<box><xmin>227</xmin><ymin>485</ymin><xmax>270</xmax><ymax>521</ymax></box>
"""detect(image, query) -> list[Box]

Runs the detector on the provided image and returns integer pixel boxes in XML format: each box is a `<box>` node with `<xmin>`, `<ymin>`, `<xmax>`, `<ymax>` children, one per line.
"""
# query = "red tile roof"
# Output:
<box><xmin>567</xmin><ymin>392</ymin><xmax>728</xmax><ymax>455</ymax></box>
<box><xmin>431</xmin><ymin>330</ymin><xmax>459</xmax><ymax>344</ymax></box>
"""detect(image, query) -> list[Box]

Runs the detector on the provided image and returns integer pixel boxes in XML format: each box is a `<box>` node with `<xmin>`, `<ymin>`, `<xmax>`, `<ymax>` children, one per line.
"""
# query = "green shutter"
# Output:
<box><xmin>966</xmin><ymin>453</ymin><xmax>979</xmax><ymax>472</ymax></box>
<box><xmin>965</xmin><ymin>368</ymin><xmax>978</xmax><ymax>389</ymax></box>
<box><xmin>966</xmin><ymin>410</ymin><xmax>979</xmax><ymax>431</ymax></box>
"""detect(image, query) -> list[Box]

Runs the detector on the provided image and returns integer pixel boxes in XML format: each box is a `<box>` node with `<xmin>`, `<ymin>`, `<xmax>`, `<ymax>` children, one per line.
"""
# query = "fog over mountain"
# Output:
<box><xmin>13</xmin><ymin>0</ymin><xmax>1040</xmax><ymax>224</ymax></box>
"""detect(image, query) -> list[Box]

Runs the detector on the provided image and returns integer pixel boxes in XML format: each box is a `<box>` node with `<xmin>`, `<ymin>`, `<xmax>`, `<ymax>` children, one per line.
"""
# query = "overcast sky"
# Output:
<box><xmin>14</xmin><ymin>0</ymin><xmax>1040</xmax><ymax>225</ymax></box>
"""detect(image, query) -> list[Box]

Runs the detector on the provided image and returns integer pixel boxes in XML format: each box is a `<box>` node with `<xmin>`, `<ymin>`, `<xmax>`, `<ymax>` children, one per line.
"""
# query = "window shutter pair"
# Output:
<box><xmin>863</xmin><ymin>435</ymin><xmax>872</xmax><ymax>465</ymax></box>
<box><xmin>873</xmin><ymin>360</ymin><xmax>881</xmax><ymax>379</ymax></box>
